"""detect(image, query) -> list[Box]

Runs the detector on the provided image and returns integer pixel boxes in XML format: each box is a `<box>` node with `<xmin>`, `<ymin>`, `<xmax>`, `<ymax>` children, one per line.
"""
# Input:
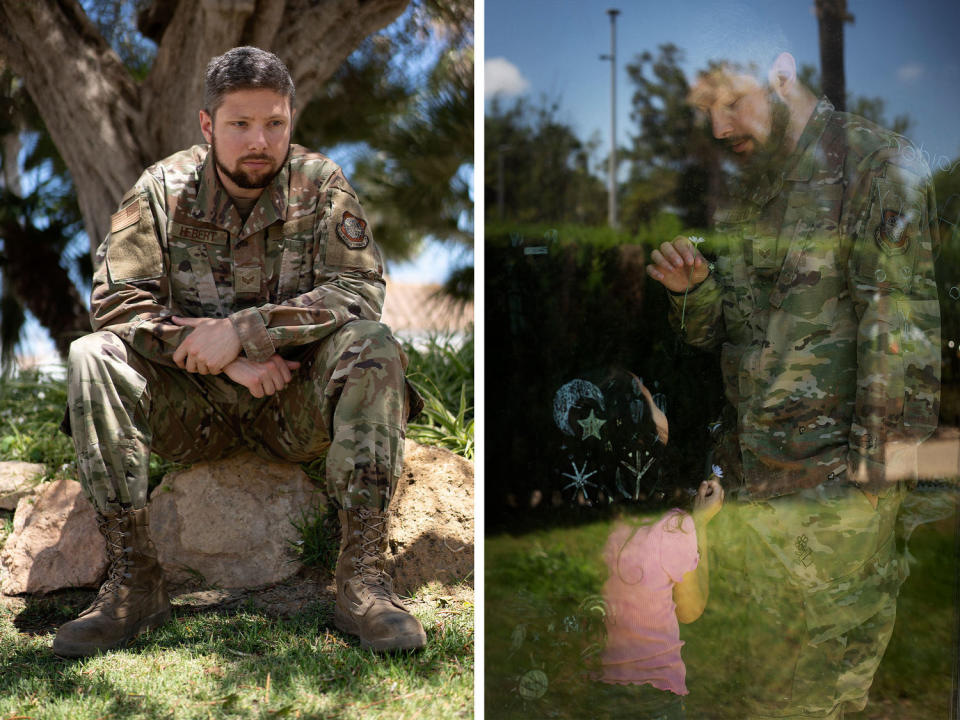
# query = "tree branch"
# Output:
<box><xmin>0</xmin><ymin>0</ymin><xmax>146</xmax><ymax>251</ymax></box>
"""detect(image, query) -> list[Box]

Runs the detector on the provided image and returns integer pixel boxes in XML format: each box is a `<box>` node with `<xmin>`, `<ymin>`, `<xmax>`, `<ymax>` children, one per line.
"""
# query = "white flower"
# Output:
<box><xmin>689</xmin><ymin>236</ymin><xmax>705</xmax><ymax>245</ymax></box>
<box><xmin>711</xmin><ymin>464</ymin><xmax>724</xmax><ymax>478</ymax></box>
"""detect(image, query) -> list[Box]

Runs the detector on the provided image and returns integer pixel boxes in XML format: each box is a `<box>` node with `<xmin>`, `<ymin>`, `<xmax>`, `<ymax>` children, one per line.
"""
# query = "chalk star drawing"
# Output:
<box><xmin>619</xmin><ymin>450</ymin><xmax>656</xmax><ymax>500</ymax></box>
<box><xmin>561</xmin><ymin>461</ymin><xmax>598</xmax><ymax>501</ymax></box>
<box><xmin>577</xmin><ymin>410</ymin><xmax>606</xmax><ymax>440</ymax></box>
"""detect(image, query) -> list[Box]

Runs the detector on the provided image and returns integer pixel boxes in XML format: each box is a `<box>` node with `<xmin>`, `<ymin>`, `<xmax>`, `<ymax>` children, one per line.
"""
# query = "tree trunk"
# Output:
<box><xmin>1</xmin><ymin>211</ymin><xmax>92</xmax><ymax>357</ymax></box>
<box><xmin>814</xmin><ymin>0</ymin><xmax>854</xmax><ymax>112</ymax></box>
<box><xmin>1</xmin><ymin>131</ymin><xmax>22</xmax><ymax>195</ymax></box>
<box><xmin>0</xmin><ymin>0</ymin><xmax>411</xmax><ymax>255</ymax></box>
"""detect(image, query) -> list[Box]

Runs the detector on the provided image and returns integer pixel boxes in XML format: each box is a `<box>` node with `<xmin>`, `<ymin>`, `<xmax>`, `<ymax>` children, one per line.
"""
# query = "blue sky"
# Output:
<box><xmin>485</xmin><ymin>0</ymin><xmax>960</xmax><ymax>167</ymax></box>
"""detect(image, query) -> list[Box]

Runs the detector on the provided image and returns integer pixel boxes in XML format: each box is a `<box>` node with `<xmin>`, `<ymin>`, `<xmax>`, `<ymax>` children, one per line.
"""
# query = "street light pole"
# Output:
<box><xmin>600</xmin><ymin>8</ymin><xmax>620</xmax><ymax>228</ymax></box>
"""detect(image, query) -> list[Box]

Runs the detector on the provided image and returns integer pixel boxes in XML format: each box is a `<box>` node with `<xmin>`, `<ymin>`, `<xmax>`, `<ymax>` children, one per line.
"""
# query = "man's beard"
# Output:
<box><xmin>728</xmin><ymin>89</ymin><xmax>791</xmax><ymax>189</ymax></box>
<box><xmin>211</xmin><ymin>134</ymin><xmax>287</xmax><ymax>190</ymax></box>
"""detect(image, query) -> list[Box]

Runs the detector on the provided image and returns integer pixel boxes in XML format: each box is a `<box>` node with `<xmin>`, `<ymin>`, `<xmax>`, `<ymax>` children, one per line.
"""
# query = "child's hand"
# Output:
<box><xmin>693</xmin><ymin>479</ymin><xmax>724</xmax><ymax>524</ymax></box>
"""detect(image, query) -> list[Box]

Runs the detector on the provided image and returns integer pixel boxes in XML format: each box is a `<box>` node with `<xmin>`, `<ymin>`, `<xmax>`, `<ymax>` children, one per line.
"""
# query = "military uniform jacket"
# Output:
<box><xmin>90</xmin><ymin>144</ymin><xmax>385</xmax><ymax>366</ymax></box>
<box><xmin>671</xmin><ymin>99</ymin><xmax>940</xmax><ymax>498</ymax></box>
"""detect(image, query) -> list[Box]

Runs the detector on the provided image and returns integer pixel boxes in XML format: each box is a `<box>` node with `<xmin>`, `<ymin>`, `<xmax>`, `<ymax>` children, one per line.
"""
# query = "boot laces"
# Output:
<box><xmin>92</xmin><ymin>514</ymin><xmax>133</xmax><ymax>603</ymax></box>
<box><xmin>352</xmin><ymin>507</ymin><xmax>393</xmax><ymax>600</ymax></box>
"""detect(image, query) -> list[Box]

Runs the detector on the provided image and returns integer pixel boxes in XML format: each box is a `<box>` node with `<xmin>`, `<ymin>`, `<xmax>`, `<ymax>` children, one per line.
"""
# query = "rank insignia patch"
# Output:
<box><xmin>874</xmin><ymin>208</ymin><xmax>912</xmax><ymax>255</ymax></box>
<box><xmin>336</xmin><ymin>212</ymin><xmax>369</xmax><ymax>250</ymax></box>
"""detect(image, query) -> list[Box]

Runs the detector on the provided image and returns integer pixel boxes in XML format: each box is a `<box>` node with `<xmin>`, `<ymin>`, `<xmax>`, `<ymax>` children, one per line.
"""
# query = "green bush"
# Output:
<box><xmin>0</xmin><ymin>370</ymin><xmax>74</xmax><ymax>473</ymax></box>
<box><xmin>404</xmin><ymin>332</ymin><xmax>475</xmax><ymax>459</ymax></box>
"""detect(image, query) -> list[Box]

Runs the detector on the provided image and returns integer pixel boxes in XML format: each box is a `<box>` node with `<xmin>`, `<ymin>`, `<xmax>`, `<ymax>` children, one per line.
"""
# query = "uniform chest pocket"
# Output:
<box><xmin>713</xmin><ymin>253</ymin><xmax>751</xmax><ymax>340</ymax></box>
<box><xmin>771</xmin><ymin>187</ymin><xmax>845</xmax><ymax>328</ymax></box>
<box><xmin>775</xmin><ymin>248</ymin><xmax>845</xmax><ymax>327</ymax></box>
<box><xmin>275</xmin><ymin>215</ymin><xmax>316</xmax><ymax>301</ymax></box>
<box><xmin>168</xmin><ymin>239</ymin><xmax>224</xmax><ymax>317</ymax></box>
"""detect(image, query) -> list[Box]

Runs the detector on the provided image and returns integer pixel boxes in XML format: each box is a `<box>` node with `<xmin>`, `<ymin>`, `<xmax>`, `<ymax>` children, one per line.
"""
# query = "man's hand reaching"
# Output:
<box><xmin>171</xmin><ymin>316</ymin><xmax>242</xmax><ymax>374</ymax></box>
<box><xmin>222</xmin><ymin>355</ymin><xmax>301</xmax><ymax>398</ymax></box>
<box><xmin>646</xmin><ymin>236</ymin><xmax>710</xmax><ymax>293</ymax></box>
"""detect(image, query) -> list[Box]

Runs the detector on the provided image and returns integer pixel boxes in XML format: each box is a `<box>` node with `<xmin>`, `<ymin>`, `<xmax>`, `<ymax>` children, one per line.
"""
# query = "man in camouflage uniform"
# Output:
<box><xmin>647</xmin><ymin>52</ymin><xmax>940</xmax><ymax>718</ymax></box>
<box><xmin>54</xmin><ymin>46</ymin><xmax>426</xmax><ymax>656</ymax></box>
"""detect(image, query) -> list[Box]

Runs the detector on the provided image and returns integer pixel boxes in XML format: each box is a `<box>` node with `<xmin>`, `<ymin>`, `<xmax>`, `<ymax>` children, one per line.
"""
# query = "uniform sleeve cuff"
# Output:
<box><xmin>229</xmin><ymin>307</ymin><xmax>275</xmax><ymax>363</ymax></box>
<box><xmin>667</xmin><ymin>273</ymin><xmax>716</xmax><ymax>306</ymax></box>
<box><xmin>846</xmin><ymin>452</ymin><xmax>893</xmax><ymax>494</ymax></box>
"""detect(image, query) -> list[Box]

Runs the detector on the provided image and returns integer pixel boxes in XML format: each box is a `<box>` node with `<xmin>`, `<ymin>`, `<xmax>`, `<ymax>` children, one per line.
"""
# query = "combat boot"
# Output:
<box><xmin>53</xmin><ymin>506</ymin><xmax>170</xmax><ymax>657</ymax></box>
<box><xmin>333</xmin><ymin>506</ymin><xmax>427</xmax><ymax>651</ymax></box>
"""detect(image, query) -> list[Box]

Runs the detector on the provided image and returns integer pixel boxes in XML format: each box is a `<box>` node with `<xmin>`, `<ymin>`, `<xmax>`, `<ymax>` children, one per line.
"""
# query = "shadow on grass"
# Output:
<box><xmin>1</xmin><ymin>593</ymin><xmax>472</xmax><ymax>719</ymax></box>
<box><xmin>10</xmin><ymin>589</ymin><xmax>95</xmax><ymax>636</ymax></box>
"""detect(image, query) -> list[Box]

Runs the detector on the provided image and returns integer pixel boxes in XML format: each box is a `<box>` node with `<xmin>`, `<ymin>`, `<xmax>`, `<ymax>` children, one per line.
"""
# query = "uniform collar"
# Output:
<box><xmin>192</xmin><ymin>145</ymin><xmax>290</xmax><ymax>239</ymax></box>
<box><xmin>782</xmin><ymin>96</ymin><xmax>834</xmax><ymax>183</ymax></box>
<box><xmin>739</xmin><ymin>97</ymin><xmax>833</xmax><ymax>206</ymax></box>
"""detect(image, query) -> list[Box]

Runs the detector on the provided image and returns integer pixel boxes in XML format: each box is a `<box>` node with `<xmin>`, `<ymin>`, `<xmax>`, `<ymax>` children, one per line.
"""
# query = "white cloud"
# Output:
<box><xmin>484</xmin><ymin>57</ymin><xmax>530</xmax><ymax>99</ymax></box>
<box><xmin>897</xmin><ymin>62</ymin><xmax>925</xmax><ymax>83</ymax></box>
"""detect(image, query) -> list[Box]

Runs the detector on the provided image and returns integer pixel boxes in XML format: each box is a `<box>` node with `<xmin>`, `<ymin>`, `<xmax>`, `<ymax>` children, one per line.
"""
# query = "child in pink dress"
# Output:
<box><xmin>595</xmin><ymin>474</ymin><xmax>724</xmax><ymax>718</ymax></box>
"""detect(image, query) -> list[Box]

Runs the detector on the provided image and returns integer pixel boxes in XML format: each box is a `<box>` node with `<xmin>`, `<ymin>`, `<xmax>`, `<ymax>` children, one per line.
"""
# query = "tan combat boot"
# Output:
<box><xmin>53</xmin><ymin>506</ymin><xmax>170</xmax><ymax>657</ymax></box>
<box><xmin>333</xmin><ymin>506</ymin><xmax>427</xmax><ymax>651</ymax></box>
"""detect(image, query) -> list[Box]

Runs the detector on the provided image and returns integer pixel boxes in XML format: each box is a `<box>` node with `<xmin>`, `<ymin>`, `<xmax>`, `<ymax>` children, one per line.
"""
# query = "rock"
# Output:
<box><xmin>149</xmin><ymin>451</ymin><xmax>324</xmax><ymax>588</ymax></box>
<box><xmin>0</xmin><ymin>478</ymin><xmax>107</xmax><ymax>595</ymax></box>
<box><xmin>386</xmin><ymin>440</ymin><xmax>474</xmax><ymax>593</ymax></box>
<box><xmin>0</xmin><ymin>462</ymin><xmax>47</xmax><ymax>510</ymax></box>
<box><xmin>0</xmin><ymin>443</ymin><xmax>474</xmax><ymax>597</ymax></box>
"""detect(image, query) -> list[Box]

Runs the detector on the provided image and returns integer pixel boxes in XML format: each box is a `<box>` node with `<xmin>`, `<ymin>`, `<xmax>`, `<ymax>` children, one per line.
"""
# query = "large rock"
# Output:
<box><xmin>0</xmin><ymin>461</ymin><xmax>47</xmax><ymax>510</ymax></box>
<box><xmin>0</xmin><ymin>478</ymin><xmax>107</xmax><ymax>594</ymax></box>
<box><xmin>0</xmin><ymin>443</ymin><xmax>474</xmax><ymax>596</ymax></box>
<box><xmin>149</xmin><ymin>452</ymin><xmax>323</xmax><ymax>588</ymax></box>
<box><xmin>386</xmin><ymin>440</ymin><xmax>474</xmax><ymax>593</ymax></box>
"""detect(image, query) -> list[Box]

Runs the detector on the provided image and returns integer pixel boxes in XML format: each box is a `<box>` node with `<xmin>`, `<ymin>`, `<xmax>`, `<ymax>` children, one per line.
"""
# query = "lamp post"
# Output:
<box><xmin>599</xmin><ymin>8</ymin><xmax>620</xmax><ymax>228</ymax></box>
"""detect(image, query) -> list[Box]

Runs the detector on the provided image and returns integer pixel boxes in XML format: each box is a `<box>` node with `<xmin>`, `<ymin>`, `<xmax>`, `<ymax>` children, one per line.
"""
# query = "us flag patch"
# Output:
<box><xmin>111</xmin><ymin>200</ymin><xmax>140</xmax><ymax>234</ymax></box>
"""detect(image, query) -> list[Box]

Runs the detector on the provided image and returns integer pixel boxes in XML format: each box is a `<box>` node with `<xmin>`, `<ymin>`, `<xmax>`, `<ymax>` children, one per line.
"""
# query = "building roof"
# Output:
<box><xmin>381</xmin><ymin>277</ymin><xmax>474</xmax><ymax>335</ymax></box>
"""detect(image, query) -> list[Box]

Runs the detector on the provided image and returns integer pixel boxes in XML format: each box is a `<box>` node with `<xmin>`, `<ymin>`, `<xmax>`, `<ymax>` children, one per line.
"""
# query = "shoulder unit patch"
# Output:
<box><xmin>336</xmin><ymin>211</ymin><xmax>369</xmax><ymax>250</ymax></box>
<box><xmin>874</xmin><ymin>208</ymin><xmax>913</xmax><ymax>255</ymax></box>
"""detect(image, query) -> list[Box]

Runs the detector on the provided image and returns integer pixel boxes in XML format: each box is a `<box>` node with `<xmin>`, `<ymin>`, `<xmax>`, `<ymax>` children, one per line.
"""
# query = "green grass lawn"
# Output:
<box><xmin>486</xmin><ymin>496</ymin><xmax>958</xmax><ymax>720</ymax></box>
<box><xmin>0</xmin><ymin>592</ymin><xmax>473</xmax><ymax>719</ymax></box>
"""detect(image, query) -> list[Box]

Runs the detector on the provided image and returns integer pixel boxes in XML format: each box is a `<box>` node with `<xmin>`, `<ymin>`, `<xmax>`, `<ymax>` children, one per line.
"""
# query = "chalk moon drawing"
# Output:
<box><xmin>553</xmin><ymin>379</ymin><xmax>605</xmax><ymax>436</ymax></box>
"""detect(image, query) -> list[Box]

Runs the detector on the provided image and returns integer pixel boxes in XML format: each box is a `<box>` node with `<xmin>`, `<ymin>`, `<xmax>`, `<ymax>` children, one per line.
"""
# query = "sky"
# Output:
<box><xmin>484</xmin><ymin>0</ymin><xmax>960</xmax><ymax>168</ymax></box>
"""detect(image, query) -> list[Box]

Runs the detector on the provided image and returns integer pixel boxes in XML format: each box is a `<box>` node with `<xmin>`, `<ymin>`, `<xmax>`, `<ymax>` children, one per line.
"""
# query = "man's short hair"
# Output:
<box><xmin>204</xmin><ymin>46</ymin><xmax>295</xmax><ymax>117</ymax></box>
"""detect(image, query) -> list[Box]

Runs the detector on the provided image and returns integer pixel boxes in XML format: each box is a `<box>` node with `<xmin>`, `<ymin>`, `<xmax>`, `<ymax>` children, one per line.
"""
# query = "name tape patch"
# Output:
<box><xmin>170</xmin><ymin>221</ymin><xmax>229</xmax><ymax>245</ymax></box>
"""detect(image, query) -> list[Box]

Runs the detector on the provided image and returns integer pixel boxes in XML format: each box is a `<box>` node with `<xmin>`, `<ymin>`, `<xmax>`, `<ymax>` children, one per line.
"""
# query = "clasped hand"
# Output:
<box><xmin>222</xmin><ymin>355</ymin><xmax>301</xmax><ymax>398</ymax></box>
<box><xmin>172</xmin><ymin>316</ymin><xmax>242</xmax><ymax>374</ymax></box>
<box><xmin>171</xmin><ymin>316</ymin><xmax>299</xmax><ymax>397</ymax></box>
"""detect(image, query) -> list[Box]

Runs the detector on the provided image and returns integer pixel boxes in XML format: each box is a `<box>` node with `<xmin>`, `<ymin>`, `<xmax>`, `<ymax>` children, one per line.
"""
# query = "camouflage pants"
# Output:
<box><xmin>716</xmin><ymin>480</ymin><xmax>907</xmax><ymax>719</ymax></box>
<box><xmin>67</xmin><ymin>320</ymin><xmax>411</xmax><ymax>515</ymax></box>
